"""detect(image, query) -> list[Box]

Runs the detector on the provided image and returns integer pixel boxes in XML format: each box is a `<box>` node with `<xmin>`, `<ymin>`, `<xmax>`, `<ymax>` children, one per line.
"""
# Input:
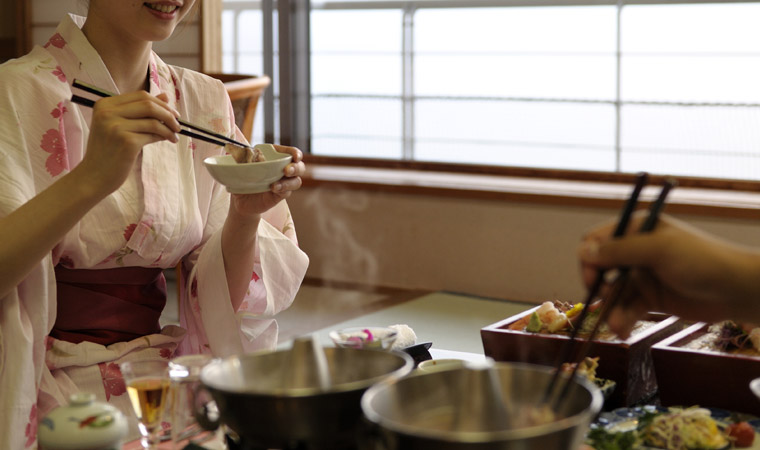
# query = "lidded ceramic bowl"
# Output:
<box><xmin>38</xmin><ymin>392</ymin><xmax>128</xmax><ymax>450</ymax></box>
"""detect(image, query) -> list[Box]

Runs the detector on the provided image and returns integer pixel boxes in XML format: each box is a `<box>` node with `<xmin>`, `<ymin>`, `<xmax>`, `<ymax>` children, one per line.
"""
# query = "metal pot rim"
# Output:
<box><xmin>201</xmin><ymin>349</ymin><xmax>414</xmax><ymax>397</ymax></box>
<box><xmin>360</xmin><ymin>362</ymin><xmax>604</xmax><ymax>442</ymax></box>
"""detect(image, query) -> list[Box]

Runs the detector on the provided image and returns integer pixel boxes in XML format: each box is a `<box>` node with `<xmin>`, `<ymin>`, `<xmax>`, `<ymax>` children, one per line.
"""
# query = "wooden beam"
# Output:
<box><xmin>200</xmin><ymin>0</ymin><xmax>222</xmax><ymax>73</ymax></box>
<box><xmin>0</xmin><ymin>38</ymin><xmax>14</xmax><ymax>62</ymax></box>
<box><xmin>15</xmin><ymin>0</ymin><xmax>31</xmax><ymax>56</ymax></box>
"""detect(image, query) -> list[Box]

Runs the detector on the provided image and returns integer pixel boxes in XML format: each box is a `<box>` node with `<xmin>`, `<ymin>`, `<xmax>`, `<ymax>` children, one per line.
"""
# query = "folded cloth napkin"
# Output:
<box><xmin>389</xmin><ymin>324</ymin><xmax>417</xmax><ymax>349</ymax></box>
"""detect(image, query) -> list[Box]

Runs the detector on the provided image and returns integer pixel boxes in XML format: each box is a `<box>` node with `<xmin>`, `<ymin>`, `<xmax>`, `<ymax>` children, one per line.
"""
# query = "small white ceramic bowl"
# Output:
<box><xmin>417</xmin><ymin>358</ymin><xmax>465</xmax><ymax>373</ymax></box>
<box><xmin>329</xmin><ymin>327</ymin><xmax>398</xmax><ymax>351</ymax></box>
<box><xmin>203</xmin><ymin>143</ymin><xmax>292</xmax><ymax>194</ymax></box>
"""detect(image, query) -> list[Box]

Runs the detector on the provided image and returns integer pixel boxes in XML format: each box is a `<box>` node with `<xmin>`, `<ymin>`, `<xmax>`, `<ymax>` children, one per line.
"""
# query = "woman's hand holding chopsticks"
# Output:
<box><xmin>75</xmin><ymin>91</ymin><xmax>181</xmax><ymax>195</ymax></box>
<box><xmin>578</xmin><ymin>213</ymin><xmax>760</xmax><ymax>338</ymax></box>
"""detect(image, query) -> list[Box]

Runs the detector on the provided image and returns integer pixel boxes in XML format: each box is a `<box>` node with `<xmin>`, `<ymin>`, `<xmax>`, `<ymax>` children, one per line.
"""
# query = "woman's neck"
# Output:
<box><xmin>81</xmin><ymin>19</ymin><xmax>152</xmax><ymax>94</ymax></box>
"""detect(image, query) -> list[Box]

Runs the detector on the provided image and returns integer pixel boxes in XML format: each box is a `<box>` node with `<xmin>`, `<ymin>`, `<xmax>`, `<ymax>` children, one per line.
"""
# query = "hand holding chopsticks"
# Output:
<box><xmin>544</xmin><ymin>175</ymin><xmax>677</xmax><ymax>411</ymax></box>
<box><xmin>71</xmin><ymin>79</ymin><xmax>252</xmax><ymax>150</ymax></box>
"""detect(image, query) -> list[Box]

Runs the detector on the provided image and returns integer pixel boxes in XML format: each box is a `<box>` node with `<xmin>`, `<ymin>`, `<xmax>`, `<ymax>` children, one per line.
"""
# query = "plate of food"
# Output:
<box><xmin>481</xmin><ymin>300</ymin><xmax>683</xmax><ymax>407</ymax></box>
<box><xmin>652</xmin><ymin>321</ymin><xmax>760</xmax><ymax>415</ymax></box>
<box><xmin>585</xmin><ymin>405</ymin><xmax>759</xmax><ymax>449</ymax></box>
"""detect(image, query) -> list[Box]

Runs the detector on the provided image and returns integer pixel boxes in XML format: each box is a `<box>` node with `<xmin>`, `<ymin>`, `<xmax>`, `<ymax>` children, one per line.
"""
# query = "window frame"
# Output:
<box><xmin>215</xmin><ymin>0</ymin><xmax>760</xmax><ymax>196</ymax></box>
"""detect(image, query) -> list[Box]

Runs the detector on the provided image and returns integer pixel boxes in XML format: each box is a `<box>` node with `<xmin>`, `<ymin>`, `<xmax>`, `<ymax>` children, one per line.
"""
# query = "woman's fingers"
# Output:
<box><xmin>283</xmin><ymin>160</ymin><xmax>306</xmax><ymax>177</ymax></box>
<box><xmin>117</xmin><ymin>117</ymin><xmax>179</xmax><ymax>143</ymax></box>
<box><xmin>94</xmin><ymin>92</ymin><xmax>181</xmax><ymax>134</ymax></box>
<box><xmin>272</xmin><ymin>144</ymin><xmax>303</xmax><ymax>163</ymax></box>
<box><xmin>272</xmin><ymin>174</ymin><xmax>302</xmax><ymax>194</ymax></box>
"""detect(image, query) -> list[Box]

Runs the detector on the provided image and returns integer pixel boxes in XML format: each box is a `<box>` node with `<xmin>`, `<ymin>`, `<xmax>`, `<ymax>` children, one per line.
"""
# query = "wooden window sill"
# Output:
<box><xmin>302</xmin><ymin>164</ymin><xmax>760</xmax><ymax>220</ymax></box>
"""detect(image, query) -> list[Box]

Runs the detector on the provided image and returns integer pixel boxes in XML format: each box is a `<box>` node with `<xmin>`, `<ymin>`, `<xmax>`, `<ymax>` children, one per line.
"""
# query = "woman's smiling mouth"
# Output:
<box><xmin>144</xmin><ymin>3</ymin><xmax>180</xmax><ymax>14</ymax></box>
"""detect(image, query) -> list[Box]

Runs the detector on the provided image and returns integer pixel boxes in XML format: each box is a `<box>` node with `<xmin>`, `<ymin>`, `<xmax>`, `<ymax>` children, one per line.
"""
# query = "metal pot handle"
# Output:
<box><xmin>192</xmin><ymin>384</ymin><xmax>219</xmax><ymax>432</ymax></box>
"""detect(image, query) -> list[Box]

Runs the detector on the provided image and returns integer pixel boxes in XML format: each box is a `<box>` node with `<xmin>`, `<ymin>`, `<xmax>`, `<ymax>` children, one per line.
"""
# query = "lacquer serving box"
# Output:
<box><xmin>652</xmin><ymin>322</ymin><xmax>760</xmax><ymax>416</ymax></box>
<box><xmin>481</xmin><ymin>305</ymin><xmax>683</xmax><ymax>408</ymax></box>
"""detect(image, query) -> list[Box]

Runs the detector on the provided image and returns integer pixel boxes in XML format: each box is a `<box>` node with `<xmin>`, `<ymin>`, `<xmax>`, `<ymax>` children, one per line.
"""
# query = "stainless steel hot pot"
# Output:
<box><xmin>359</xmin><ymin>361</ymin><xmax>603</xmax><ymax>450</ymax></box>
<box><xmin>198</xmin><ymin>336</ymin><xmax>413</xmax><ymax>448</ymax></box>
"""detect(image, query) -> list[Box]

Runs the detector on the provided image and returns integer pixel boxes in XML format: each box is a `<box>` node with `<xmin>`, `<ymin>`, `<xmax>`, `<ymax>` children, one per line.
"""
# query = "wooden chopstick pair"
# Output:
<box><xmin>70</xmin><ymin>79</ymin><xmax>252</xmax><ymax>150</ymax></box>
<box><xmin>543</xmin><ymin>173</ymin><xmax>677</xmax><ymax>411</ymax></box>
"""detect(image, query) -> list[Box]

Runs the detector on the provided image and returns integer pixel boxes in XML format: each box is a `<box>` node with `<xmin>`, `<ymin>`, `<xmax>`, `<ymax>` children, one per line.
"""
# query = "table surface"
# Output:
<box><xmin>279</xmin><ymin>290</ymin><xmax>533</xmax><ymax>354</ymax></box>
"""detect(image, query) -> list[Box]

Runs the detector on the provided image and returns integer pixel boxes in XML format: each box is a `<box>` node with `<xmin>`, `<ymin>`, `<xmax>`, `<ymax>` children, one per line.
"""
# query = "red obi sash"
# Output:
<box><xmin>51</xmin><ymin>265</ymin><xmax>167</xmax><ymax>345</ymax></box>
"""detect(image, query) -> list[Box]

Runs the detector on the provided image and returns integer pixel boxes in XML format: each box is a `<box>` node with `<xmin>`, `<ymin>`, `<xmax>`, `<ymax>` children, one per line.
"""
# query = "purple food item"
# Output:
<box><xmin>363</xmin><ymin>329</ymin><xmax>374</xmax><ymax>342</ymax></box>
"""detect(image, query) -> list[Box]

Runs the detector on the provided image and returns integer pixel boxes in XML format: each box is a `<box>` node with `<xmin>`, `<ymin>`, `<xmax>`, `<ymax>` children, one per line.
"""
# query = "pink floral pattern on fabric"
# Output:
<box><xmin>190</xmin><ymin>278</ymin><xmax>201</xmax><ymax>314</ymax></box>
<box><xmin>98</xmin><ymin>363</ymin><xmax>126</xmax><ymax>401</ymax></box>
<box><xmin>149</xmin><ymin>61</ymin><xmax>160</xmax><ymax>88</ymax></box>
<box><xmin>44</xmin><ymin>33</ymin><xmax>66</xmax><ymax>49</ymax></box>
<box><xmin>209</xmin><ymin>118</ymin><xmax>226</xmax><ymax>134</ymax></box>
<box><xmin>41</xmin><ymin>102</ymin><xmax>69</xmax><ymax>176</ymax></box>
<box><xmin>171</xmin><ymin>73</ymin><xmax>181</xmax><ymax>102</ymax></box>
<box><xmin>24</xmin><ymin>404</ymin><xmax>37</xmax><ymax>448</ymax></box>
<box><xmin>190</xmin><ymin>278</ymin><xmax>198</xmax><ymax>298</ymax></box>
<box><xmin>251</xmin><ymin>271</ymin><xmax>260</xmax><ymax>282</ymax></box>
<box><xmin>58</xmin><ymin>254</ymin><xmax>74</xmax><ymax>268</ymax></box>
<box><xmin>151</xmin><ymin>253</ymin><xmax>164</xmax><ymax>266</ymax></box>
<box><xmin>159</xmin><ymin>348</ymin><xmax>172</xmax><ymax>359</ymax></box>
<box><xmin>52</xmin><ymin>65</ymin><xmax>66</xmax><ymax>83</ymax></box>
<box><xmin>123</xmin><ymin>223</ymin><xmax>137</xmax><ymax>241</ymax></box>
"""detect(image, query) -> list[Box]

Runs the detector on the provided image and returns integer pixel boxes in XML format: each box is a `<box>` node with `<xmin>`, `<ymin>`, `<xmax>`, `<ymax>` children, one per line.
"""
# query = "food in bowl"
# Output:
<box><xmin>226</xmin><ymin>143</ymin><xmax>266</xmax><ymax>164</ymax></box>
<box><xmin>203</xmin><ymin>143</ymin><xmax>291</xmax><ymax>194</ymax></box>
<box><xmin>329</xmin><ymin>327</ymin><xmax>397</xmax><ymax>350</ymax></box>
<box><xmin>508</xmin><ymin>300</ymin><xmax>657</xmax><ymax>340</ymax></box>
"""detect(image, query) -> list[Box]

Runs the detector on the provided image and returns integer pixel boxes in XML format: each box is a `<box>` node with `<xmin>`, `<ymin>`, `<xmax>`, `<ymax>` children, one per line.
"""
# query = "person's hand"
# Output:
<box><xmin>75</xmin><ymin>91</ymin><xmax>181</xmax><ymax>195</ymax></box>
<box><xmin>229</xmin><ymin>144</ymin><xmax>305</xmax><ymax>218</ymax></box>
<box><xmin>578</xmin><ymin>213</ymin><xmax>760</xmax><ymax>337</ymax></box>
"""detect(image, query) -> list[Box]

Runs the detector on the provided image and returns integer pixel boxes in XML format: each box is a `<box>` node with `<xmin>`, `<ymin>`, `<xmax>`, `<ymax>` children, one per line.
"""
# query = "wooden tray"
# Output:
<box><xmin>652</xmin><ymin>322</ymin><xmax>760</xmax><ymax>415</ymax></box>
<box><xmin>480</xmin><ymin>305</ymin><xmax>683</xmax><ymax>408</ymax></box>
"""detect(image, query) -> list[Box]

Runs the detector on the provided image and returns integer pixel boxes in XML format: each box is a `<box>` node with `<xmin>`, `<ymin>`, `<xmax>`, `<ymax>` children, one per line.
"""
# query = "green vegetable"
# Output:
<box><xmin>526</xmin><ymin>311</ymin><xmax>542</xmax><ymax>332</ymax></box>
<box><xmin>586</xmin><ymin>410</ymin><xmax>659</xmax><ymax>450</ymax></box>
<box><xmin>586</xmin><ymin>426</ymin><xmax>639</xmax><ymax>450</ymax></box>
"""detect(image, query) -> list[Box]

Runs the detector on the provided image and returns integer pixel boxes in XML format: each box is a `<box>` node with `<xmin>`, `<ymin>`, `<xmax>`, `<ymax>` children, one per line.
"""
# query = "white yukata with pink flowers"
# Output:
<box><xmin>0</xmin><ymin>14</ymin><xmax>309</xmax><ymax>448</ymax></box>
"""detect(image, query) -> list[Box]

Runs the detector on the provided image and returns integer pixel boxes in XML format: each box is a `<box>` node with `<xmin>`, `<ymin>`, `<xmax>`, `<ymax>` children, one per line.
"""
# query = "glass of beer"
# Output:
<box><xmin>121</xmin><ymin>360</ymin><xmax>171</xmax><ymax>449</ymax></box>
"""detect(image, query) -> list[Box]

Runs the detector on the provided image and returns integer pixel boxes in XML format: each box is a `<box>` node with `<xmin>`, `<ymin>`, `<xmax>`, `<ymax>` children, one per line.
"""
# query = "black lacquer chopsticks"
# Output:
<box><xmin>70</xmin><ymin>79</ymin><xmax>251</xmax><ymax>149</ymax></box>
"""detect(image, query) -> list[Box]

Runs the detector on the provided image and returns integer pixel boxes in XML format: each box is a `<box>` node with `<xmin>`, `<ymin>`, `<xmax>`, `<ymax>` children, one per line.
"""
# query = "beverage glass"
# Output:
<box><xmin>121</xmin><ymin>360</ymin><xmax>171</xmax><ymax>450</ymax></box>
<box><xmin>169</xmin><ymin>354</ymin><xmax>216</xmax><ymax>448</ymax></box>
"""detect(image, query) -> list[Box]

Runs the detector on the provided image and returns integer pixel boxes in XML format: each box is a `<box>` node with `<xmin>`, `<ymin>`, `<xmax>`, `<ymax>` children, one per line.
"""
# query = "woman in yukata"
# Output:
<box><xmin>0</xmin><ymin>0</ymin><xmax>309</xmax><ymax>446</ymax></box>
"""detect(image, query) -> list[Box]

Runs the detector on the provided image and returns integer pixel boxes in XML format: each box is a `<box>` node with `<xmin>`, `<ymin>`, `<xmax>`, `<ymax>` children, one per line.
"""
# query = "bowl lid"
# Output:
<box><xmin>38</xmin><ymin>393</ymin><xmax>128</xmax><ymax>450</ymax></box>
